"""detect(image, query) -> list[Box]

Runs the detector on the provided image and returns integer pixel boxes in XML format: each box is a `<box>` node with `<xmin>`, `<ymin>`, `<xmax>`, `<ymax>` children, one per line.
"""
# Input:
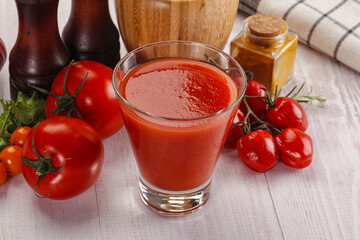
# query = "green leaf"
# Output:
<box><xmin>0</xmin><ymin>138</ymin><xmax>7</xmax><ymax>152</ymax></box>
<box><xmin>12</xmin><ymin>92</ymin><xmax>46</xmax><ymax>127</ymax></box>
<box><xmin>0</xmin><ymin>92</ymin><xmax>46</xmax><ymax>151</ymax></box>
<box><xmin>0</xmin><ymin>99</ymin><xmax>15</xmax><ymax>148</ymax></box>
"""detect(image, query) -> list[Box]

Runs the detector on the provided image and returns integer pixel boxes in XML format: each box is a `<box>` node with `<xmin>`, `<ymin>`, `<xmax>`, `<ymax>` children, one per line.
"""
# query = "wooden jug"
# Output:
<box><xmin>115</xmin><ymin>0</ymin><xmax>239</xmax><ymax>51</ymax></box>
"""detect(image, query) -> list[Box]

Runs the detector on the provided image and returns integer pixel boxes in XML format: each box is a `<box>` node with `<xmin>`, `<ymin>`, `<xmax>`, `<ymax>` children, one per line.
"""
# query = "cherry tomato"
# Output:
<box><xmin>240</xmin><ymin>80</ymin><xmax>268</xmax><ymax>123</ymax></box>
<box><xmin>236</xmin><ymin>129</ymin><xmax>277</xmax><ymax>172</ymax></box>
<box><xmin>264</xmin><ymin>97</ymin><xmax>308</xmax><ymax>132</ymax></box>
<box><xmin>10</xmin><ymin>126</ymin><xmax>32</xmax><ymax>147</ymax></box>
<box><xmin>0</xmin><ymin>163</ymin><xmax>6</xmax><ymax>186</ymax></box>
<box><xmin>225</xmin><ymin>109</ymin><xmax>246</xmax><ymax>149</ymax></box>
<box><xmin>275</xmin><ymin>128</ymin><xmax>313</xmax><ymax>169</ymax></box>
<box><xmin>0</xmin><ymin>145</ymin><xmax>23</xmax><ymax>176</ymax></box>
<box><xmin>21</xmin><ymin>116</ymin><xmax>104</xmax><ymax>200</ymax></box>
<box><xmin>45</xmin><ymin>60</ymin><xmax>123</xmax><ymax>139</ymax></box>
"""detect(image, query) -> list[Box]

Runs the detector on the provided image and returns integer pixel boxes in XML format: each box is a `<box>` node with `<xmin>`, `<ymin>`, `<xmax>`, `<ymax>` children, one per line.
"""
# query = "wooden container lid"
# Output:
<box><xmin>248</xmin><ymin>14</ymin><xmax>283</xmax><ymax>37</ymax></box>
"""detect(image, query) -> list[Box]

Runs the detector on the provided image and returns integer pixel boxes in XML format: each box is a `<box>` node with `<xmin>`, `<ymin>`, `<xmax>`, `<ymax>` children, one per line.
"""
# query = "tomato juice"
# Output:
<box><xmin>119</xmin><ymin>58</ymin><xmax>240</xmax><ymax>191</ymax></box>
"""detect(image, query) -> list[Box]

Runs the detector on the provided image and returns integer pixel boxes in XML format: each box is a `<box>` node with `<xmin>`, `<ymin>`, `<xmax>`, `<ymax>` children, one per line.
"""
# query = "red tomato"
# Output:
<box><xmin>45</xmin><ymin>60</ymin><xmax>123</xmax><ymax>139</ymax></box>
<box><xmin>0</xmin><ymin>38</ymin><xmax>6</xmax><ymax>72</ymax></box>
<box><xmin>10</xmin><ymin>126</ymin><xmax>32</xmax><ymax>147</ymax></box>
<box><xmin>224</xmin><ymin>109</ymin><xmax>246</xmax><ymax>149</ymax></box>
<box><xmin>0</xmin><ymin>163</ymin><xmax>7</xmax><ymax>186</ymax></box>
<box><xmin>0</xmin><ymin>145</ymin><xmax>23</xmax><ymax>176</ymax></box>
<box><xmin>264</xmin><ymin>97</ymin><xmax>308</xmax><ymax>131</ymax></box>
<box><xmin>236</xmin><ymin>129</ymin><xmax>277</xmax><ymax>172</ymax></box>
<box><xmin>240</xmin><ymin>80</ymin><xmax>268</xmax><ymax>123</ymax></box>
<box><xmin>21</xmin><ymin>116</ymin><xmax>104</xmax><ymax>200</ymax></box>
<box><xmin>275</xmin><ymin>128</ymin><xmax>313</xmax><ymax>169</ymax></box>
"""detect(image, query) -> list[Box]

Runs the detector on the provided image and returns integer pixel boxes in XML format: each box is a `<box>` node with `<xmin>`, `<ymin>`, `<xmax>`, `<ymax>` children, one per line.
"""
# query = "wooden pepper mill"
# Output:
<box><xmin>62</xmin><ymin>0</ymin><xmax>121</xmax><ymax>69</ymax></box>
<box><xmin>9</xmin><ymin>0</ymin><xmax>70</xmax><ymax>100</ymax></box>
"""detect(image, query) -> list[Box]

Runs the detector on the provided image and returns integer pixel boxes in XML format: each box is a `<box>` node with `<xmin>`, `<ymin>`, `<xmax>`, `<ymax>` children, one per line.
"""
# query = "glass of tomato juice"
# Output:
<box><xmin>112</xmin><ymin>41</ymin><xmax>246</xmax><ymax>215</ymax></box>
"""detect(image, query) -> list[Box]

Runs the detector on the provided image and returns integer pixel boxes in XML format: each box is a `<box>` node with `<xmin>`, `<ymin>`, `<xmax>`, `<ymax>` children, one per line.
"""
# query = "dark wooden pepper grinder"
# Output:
<box><xmin>62</xmin><ymin>0</ymin><xmax>121</xmax><ymax>69</ymax></box>
<box><xmin>9</xmin><ymin>0</ymin><xmax>70</xmax><ymax>100</ymax></box>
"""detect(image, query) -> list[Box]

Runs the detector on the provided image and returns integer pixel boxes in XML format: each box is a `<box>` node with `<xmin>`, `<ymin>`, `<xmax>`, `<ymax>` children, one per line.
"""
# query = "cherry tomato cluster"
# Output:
<box><xmin>0</xmin><ymin>126</ymin><xmax>31</xmax><ymax>186</ymax></box>
<box><xmin>225</xmin><ymin>80</ymin><xmax>325</xmax><ymax>172</ymax></box>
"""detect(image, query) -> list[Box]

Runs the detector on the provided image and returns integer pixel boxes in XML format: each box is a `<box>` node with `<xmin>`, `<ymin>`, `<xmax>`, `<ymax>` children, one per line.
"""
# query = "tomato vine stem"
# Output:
<box><xmin>242</xmin><ymin>97</ymin><xmax>282</xmax><ymax>134</ymax></box>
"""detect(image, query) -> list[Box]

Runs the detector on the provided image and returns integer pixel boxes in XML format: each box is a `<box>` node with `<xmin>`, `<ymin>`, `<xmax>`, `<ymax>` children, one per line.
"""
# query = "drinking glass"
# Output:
<box><xmin>112</xmin><ymin>41</ymin><xmax>246</xmax><ymax>215</ymax></box>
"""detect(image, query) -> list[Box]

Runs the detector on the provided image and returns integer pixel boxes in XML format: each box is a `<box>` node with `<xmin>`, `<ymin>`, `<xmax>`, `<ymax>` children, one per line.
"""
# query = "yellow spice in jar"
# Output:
<box><xmin>231</xmin><ymin>14</ymin><xmax>298</xmax><ymax>92</ymax></box>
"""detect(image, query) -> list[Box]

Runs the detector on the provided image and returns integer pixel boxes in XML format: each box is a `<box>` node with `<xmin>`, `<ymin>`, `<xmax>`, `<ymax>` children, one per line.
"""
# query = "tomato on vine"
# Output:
<box><xmin>263</xmin><ymin>83</ymin><xmax>325</xmax><ymax>132</ymax></box>
<box><xmin>275</xmin><ymin>128</ymin><xmax>313</xmax><ymax>169</ymax></box>
<box><xmin>240</xmin><ymin>80</ymin><xmax>268</xmax><ymax>124</ymax></box>
<box><xmin>233</xmin><ymin>83</ymin><xmax>324</xmax><ymax>172</ymax></box>
<box><xmin>224</xmin><ymin>109</ymin><xmax>246</xmax><ymax>149</ymax></box>
<box><xmin>264</xmin><ymin>97</ymin><xmax>308</xmax><ymax>132</ymax></box>
<box><xmin>236</xmin><ymin>129</ymin><xmax>277</xmax><ymax>172</ymax></box>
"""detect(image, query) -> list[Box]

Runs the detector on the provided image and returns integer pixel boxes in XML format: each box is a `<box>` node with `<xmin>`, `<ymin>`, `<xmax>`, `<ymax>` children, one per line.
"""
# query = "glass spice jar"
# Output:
<box><xmin>230</xmin><ymin>14</ymin><xmax>298</xmax><ymax>92</ymax></box>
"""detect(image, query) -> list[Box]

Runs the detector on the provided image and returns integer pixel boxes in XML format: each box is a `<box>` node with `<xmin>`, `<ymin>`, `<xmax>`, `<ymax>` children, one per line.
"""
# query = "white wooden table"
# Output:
<box><xmin>0</xmin><ymin>1</ymin><xmax>359</xmax><ymax>240</ymax></box>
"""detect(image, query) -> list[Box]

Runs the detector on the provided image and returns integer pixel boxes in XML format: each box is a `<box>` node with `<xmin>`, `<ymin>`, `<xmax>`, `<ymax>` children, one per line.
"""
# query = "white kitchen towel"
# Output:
<box><xmin>239</xmin><ymin>0</ymin><xmax>360</xmax><ymax>73</ymax></box>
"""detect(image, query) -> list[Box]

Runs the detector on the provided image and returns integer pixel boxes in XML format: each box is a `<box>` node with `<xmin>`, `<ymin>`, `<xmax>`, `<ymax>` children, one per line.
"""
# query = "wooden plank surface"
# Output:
<box><xmin>0</xmin><ymin>1</ymin><xmax>359</xmax><ymax>240</ymax></box>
